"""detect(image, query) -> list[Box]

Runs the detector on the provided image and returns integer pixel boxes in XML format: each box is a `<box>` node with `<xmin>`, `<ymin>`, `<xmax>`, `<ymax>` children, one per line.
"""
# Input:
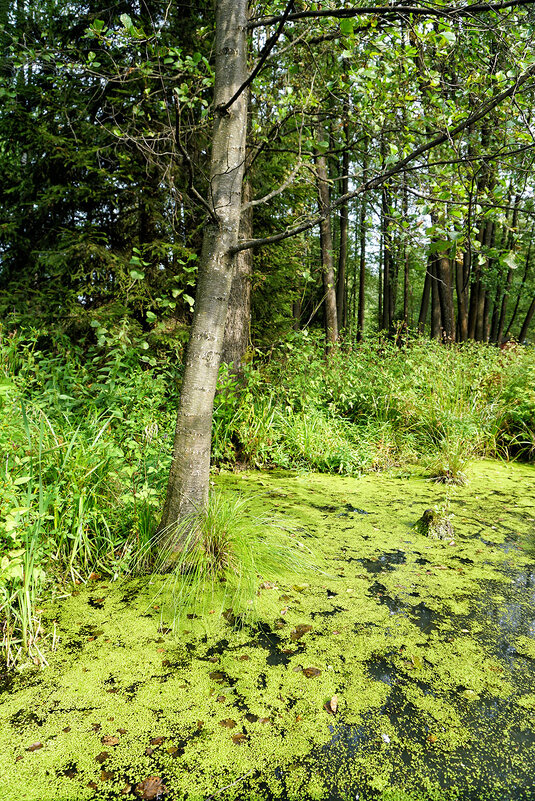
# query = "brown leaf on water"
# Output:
<box><xmin>231</xmin><ymin>733</ymin><xmax>248</xmax><ymax>744</ymax></box>
<box><xmin>245</xmin><ymin>713</ymin><xmax>258</xmax><ymax>723</ymax></box>
<box><xmin>158</xmin><ymin>627</ymin><xmax>171</xmax><ymax>635</ymax></box>
<box><xmin>91</xmin><ymin>723</ymin><xmax>102</xmax><ymax>732</ymax></box>
<box><xmin>259</xmin><ymin>717</ymin><xmax>271</xmax><ymax>724</ymax></box>
<box><xmin>208</xmin><ymin>656</ymin><xmax>219</xmax><ymax>663</ymax></box>
<box><xmin>209</xmin><ymin>670</ymin><xmax>227</xmax><ymax>684</ymax></box>
<box><xmin>87</xmin><ymin>781</ymin><xmax>98</xmax><ymax>790</ymax></box>
<box><xmin>121</xmin><ymin>785</ymin><xmax>132</xmax><ymax>795</ymax></box>
<box><xmin>144</xmin><ymin>748</ymin><xmax>154</xmax><ymax>756</ymax></box>
<box><xmin>167</xmin><ymin>746</ymin><xmax>178</xmax><ymax>755</ymax></box>
<box><xmin>216</xmin><ymin>695</ymin><xmax>226</xmax><ymax>703</ymax></box>
<box><xmin>63</xmin><ymin>727</ymin><xmax>71</xmax><ymax>733</ymax></box>
<box><xmin>100</xmin><ymin>770</ymin><xmax>115</xmax><ymax>781</ymax></box>
<box><xmin>218</xmin><ymin>719</ymin><xmax>237</xmax><ymax>729</ymax></box>
<box><xmin>324</xmin><ymin>695</ymin><xmax>338</xmax><ymax>715</ymax></box>
<box><xmin>427</xmin><ymin>734</ymin><xmax>438</xmax><ymax>744</ymax></box>
<box><xmin>101</xmin><ymin>735</ymin><xmax>119</xmax><ymax>746</ymax></box>
<box><xmin>26</xmin><ymin>742</ymin><xmax>43</xmax><ymax>752</ymax></box>
<box><xmin>134</xmin><ymin>776</ymin><xmax>168</xmax><ymax>800</ymax></box>
<box><xmin>95</xmin><ymin>751</ymin><xmax>109</xmax><ymax>764</ymax></box>
<box><xmin>290</xmin><ymin>624</ymin><xmax>312</xmax><ymax>642</ymax></box>
<box><xmin>150</xmin><ymin>736</ymin><xmax>165</xmax><ymax>745</ymax></box>
<box><xmin>117</xmin><ymin>728</ymin><xmax>127</xmax><ymax>735</ymax></box>
<box><xmin>239</xmin><ymin>654</ymin><xmax>250</xmax><ymax>661</ymax></box>
<box><xmin>303</xmin><ymin>667</ymin><xmax>321</xmax><ymax>678</ymax></box>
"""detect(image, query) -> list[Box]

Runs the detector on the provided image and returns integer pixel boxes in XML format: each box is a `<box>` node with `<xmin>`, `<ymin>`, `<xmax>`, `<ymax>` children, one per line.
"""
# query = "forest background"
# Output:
<box><xmin>1</xmin><ymin>0</ymin><xmax>535</xmax><ymax>665</ymax></box>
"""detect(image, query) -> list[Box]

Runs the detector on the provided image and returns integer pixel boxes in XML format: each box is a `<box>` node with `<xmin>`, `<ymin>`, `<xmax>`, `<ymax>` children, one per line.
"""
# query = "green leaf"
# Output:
<box><xmin>129</xmin><ymin>270</ymin><xmax>145</xmax><ymax>280</ymax></box>
<box><xmin>146</xmin><ymin>311</ymin><xmax>157</xmax><ymax>322</ymax></box>
<box><xmin>429</xmin><ymin>240</ymin><xmax>451</xmax><ymax>254</ymax></box>
<box><xmin>340</xmin><ymin>18</ymin><xmax>354</xmax><ymax>36</ymax></box>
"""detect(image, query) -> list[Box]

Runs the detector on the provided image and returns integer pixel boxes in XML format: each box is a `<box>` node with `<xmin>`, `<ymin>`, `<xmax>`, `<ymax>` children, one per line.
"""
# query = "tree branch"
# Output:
<box><xmin>216</xmin><ymin>0</ymin><xmax>295</xmax><ymax>116</ymax></box>
<box><xmin>232</xmin><ymin>62</ymin><xmax>535</xmax><ymax>253</ymax></box>
<box><xmin>248</xmin><ymin>0</ymin><xmax>535</xmax><ymax>29</ymax></box>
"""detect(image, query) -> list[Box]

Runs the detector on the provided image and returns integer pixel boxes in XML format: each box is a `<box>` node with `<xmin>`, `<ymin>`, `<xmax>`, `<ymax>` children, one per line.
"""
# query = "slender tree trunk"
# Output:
<box><xmin>315</xmin><ymin>123</ymin><xmax>338</xmax><ymax>346</ymax></box>
<box><xmin>418</xmin><ymin>264</ymin><xmax>431</xmax><ymax>334</ymax></box>
<box><xmin>337</xmin><ymin>134</ymin><xmax>349</xmax><ymax>333</ymax></box>
<box><xmin>430</xmin><ymin>257</ymin><xmax>442</xmax><ymax>340</ymax></box>
<box><xmin>519</xmin><ymin>296</ymin><xmax>535</xmax><ymax>342</ymax></box>
<box><xmin>159</xmin><ymin>0</ymin><xmax>248</xmax><ymax>533</ymax></box>
<box><xmin>456</xmin><ymin>252</ymin><xmax>469</xmax><ymax>341</ymax></box>
<box><xmin>222</xmin><ymin>178</ymin><xmax>252</xmax><ymax>371</ymax></box>
<box><xmin>437</xmin><ymin>255</ymin><xmax>455</xmax><ymax>341</ymax></box>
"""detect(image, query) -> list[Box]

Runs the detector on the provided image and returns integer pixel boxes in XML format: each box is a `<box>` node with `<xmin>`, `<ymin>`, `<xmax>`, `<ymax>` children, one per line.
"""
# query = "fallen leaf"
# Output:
<box><xmin>324</xmin><ymin>695</ymin><xmax>338</xmax><ymax>715</ymax></box>
<box><xmin>166</xmin><ymin>746</ymin><xmax>178</xmax><ymax>755</ymax></box>
<box><xmin>303</xmin><ymin>667</ymin><xmax>321</xmax><ymax>678</ymax></box>
<box><xmin>427</xmin><ymin>734</ymin><xmax>437</xmax><ymax>744</ymax></box>
<box><xmin>117</xmin><ymin>728</ymin><xmax>127</xmax><ymax>735</ymax></box>
<box><xmin>101</xmin><ymin>735</ymin><xmax>119</xmax><ymax>746</ymax></box>
<box><xmin>95</xmin><ymin>751</ymin><xmax>109</xmax><ymax>764</ymax></box>
<box><xmin>245</xmin><ymin>713</ymin><xmax>258</xmax><ymax>723</ymax></box>
<box><xmin>231</xmin><ymin>733</ymin><xmax>247</xmax><ymax>744</ymax></box>
<box><xmin>63</xmin><ymin>727</ymin><xmax>71</xmax><ymax>733</ymax></box>
<box><xmin>87</xmin><ymin>781</ymin><xmax>98</xmax><ymax>790</ymax></box>
<box><xmin>134</xmin><ymin>776</ymin><xmax>168</xmax><ymax>800</ymax></box>
<box><xmin>209</xmin><ymin>671</ymin><xmax>228</xmax><ymax>684</ymax></box>
<box><xmin>121</xmin><ymin>785</ymin><xmax>132</xmax><ymax>796</ymax></box>
<box><xmin>218</xmin><ymin>719</ymin><xmax>237</xmax><ymax>729</ymax></box>
<box><xmin>26</xmin><ymin>742</ymin><xmax>43</xmax><ymax>752</ymax></box>
<box><xmin>259</xmin><ymin>717</ymin><xmax>271</xmax><ymax>724</ymax></box>
<box><xmin>88</xmin><ymin>572</ymin><xmax>101</xmax><ymax>581</ymax></box>
<box><xmin>216</xmin><ymin>695</ymin><xmax>226</xmax><ymax>703</ymax></box>
<box><xmin>239</xmin><ymin>654</ymin><xmax>250</xmax><ymax>661</ymax></box>
<box><xmin>150</xmin><ymin>736</ymin><xmax>165</xmax><ymax>745</ymax></box>
<box><xmin>208</xmin><ymin>656</ymin><xmax>219</xmax><ymax>663</ymax></box>
<box><xmin>101</xmin><ymin>770</ymin><xmax>115</xmax><ymax>781</ymax></box>
<box><xmin>290</xmin><ymin>624</ymin><xmax>312</xmax><ymax>642</ymax></box>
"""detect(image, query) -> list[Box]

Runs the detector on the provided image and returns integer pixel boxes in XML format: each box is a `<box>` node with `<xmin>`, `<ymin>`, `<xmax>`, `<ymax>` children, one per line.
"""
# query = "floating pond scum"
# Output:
<box><xmin>2</xmin><ymin>460</ymin><xmax>535</xmax><ymax>801</ymax></box>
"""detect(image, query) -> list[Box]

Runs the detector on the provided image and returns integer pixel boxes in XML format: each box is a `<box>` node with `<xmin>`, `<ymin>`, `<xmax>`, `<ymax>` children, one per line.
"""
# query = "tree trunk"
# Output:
<box><xmin>519</xmin><ymin>295</ymin><xmax>535</xmax><ymax>342</ymax></box>
<box><xmin>418</xmin><ymin>264</ymin><xmax>431</xmax><ymax>335</ymax></box>
<box><xmin>159</xmin><ymin>0</ymin><xmax>248</xmax><ymax>533</ymax></box>
<box><xmin>315</xmin><ymin>124</ymin><xmax>338</xmax><ymax>346</ymax></box>
<box><xmin>336</xmin><ymin>104</ymin><xmax>349</xmax><ymax>333</ymax></box>
<box><xmin>221</xmin><ymin>178</ymin><xmax>252</xmax><ymax>372</ymax></box>
<box><xmin>455</xmin><ymin>252</ymin><xmax>469</xmax><ymax>341</ymax></box>
<box><xmin>437</xmin><ymin>255</ymin><xmax>455</xmax><ymax>341</ymax></box>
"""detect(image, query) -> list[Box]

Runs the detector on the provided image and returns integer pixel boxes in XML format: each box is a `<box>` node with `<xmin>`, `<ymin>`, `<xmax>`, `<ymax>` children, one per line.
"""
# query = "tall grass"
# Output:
<box><xmin>1</xmin><ymin>326</ymin><xmax>534</xmax><ymax>665</ymax></box>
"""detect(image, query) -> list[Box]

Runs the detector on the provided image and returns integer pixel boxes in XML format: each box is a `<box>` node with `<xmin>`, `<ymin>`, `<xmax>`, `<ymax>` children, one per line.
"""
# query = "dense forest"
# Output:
<box><xmin>1</xmin><ymin>2</ymin><xmax>535</xmax><ymax>800</ymax></box>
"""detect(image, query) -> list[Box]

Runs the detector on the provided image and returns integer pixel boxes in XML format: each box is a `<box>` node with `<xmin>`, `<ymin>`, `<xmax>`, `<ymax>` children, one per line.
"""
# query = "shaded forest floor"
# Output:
<box><xmin>3</xmin><ymin>460</ymin><xmax>535</xmax><ymax>801</ymax></box>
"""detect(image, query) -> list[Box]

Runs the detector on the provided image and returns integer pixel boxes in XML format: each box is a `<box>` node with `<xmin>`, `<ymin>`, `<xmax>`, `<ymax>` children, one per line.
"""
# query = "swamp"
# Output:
<box><xmin>3</xmin><ymin>0</ymin><xmax>535</xmax><ymax>798</ymax></box>
<box><xmin>3</xmin><ymin>461</ymin><xmax>535</xmax><ymax>801</ymax></box>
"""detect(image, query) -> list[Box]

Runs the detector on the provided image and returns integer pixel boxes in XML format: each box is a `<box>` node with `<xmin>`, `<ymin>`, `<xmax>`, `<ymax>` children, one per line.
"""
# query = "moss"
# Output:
<box><xmin>1</xmin><ymin>460</ymin><xmax>535</xmax><ymax>800</ymax></box>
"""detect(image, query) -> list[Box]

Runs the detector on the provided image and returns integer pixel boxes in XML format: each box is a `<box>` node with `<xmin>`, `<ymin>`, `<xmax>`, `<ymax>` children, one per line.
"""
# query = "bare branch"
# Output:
<box><xmin>242</xmin><ymin>160</ymin><xmax>304</xmax><ymax>210</ymax></box>
<box><xmin>248</xmin><ymin>0</ymin><xmax>535</xmax><ymax>29</ymax></box>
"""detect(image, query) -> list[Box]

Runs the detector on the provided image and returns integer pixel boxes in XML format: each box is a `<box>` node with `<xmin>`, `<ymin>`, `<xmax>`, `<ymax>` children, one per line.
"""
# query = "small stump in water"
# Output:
<box><xmin>415</xmin><ymin>508</ymin><xmax>454</xmax><ymax>541</ymax></box>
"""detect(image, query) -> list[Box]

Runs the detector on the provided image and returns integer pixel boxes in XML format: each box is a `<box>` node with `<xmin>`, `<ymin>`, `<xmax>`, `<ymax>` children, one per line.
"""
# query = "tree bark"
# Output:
<box><xmin>336</xmin><ymin>109</ymin><xmax>349</xmax><ymax>332</ymax></box>
<box><xmin>221</xmin><ymin>178</ymin><xmax>252</xmax><ymax>372</ymax></box>
<box><xmin>314</xmin><ymin>123</ymin><xmax>338</xmax><ymax>346</ymax></box>
<box><xmin>159</xmin><ymin>0</ymin><xmax>248</xmax><ymax>533</ymax></box>
<box><xmin>519</xmin><ymin>295</ymin><xmax>535</xmax><ymax>342</ymax></box>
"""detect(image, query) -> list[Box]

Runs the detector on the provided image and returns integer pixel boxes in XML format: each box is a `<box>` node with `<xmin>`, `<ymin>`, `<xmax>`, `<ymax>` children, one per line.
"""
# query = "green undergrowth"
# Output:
<box><xmin>213</xmin><ymin>333</ymin><xmax>535</xmax><ymax>474</ymax></box>
<box><xmin>1</xmin><ymin>327</ymin><xmax>534</xmax><ymax>667</ymax></box>
<box><xmin>1</xmin><ymin>462</ymin><xmax>534</xmax><ymax>800</ymax></box>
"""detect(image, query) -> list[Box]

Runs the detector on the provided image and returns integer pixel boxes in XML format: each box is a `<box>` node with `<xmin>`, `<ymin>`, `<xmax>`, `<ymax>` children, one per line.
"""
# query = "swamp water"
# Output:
<box><xmin>2</xmin><ymin>460</ymin><xmax>535</xmax><ymax>801</ymax></box>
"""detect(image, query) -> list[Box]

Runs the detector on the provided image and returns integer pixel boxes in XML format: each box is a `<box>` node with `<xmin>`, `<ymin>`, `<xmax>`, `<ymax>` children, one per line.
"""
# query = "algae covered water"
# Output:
<box><xmin>2</xmin><ymin>461</ymin><xmax>535</xmax><ymax>801</ymax></box>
